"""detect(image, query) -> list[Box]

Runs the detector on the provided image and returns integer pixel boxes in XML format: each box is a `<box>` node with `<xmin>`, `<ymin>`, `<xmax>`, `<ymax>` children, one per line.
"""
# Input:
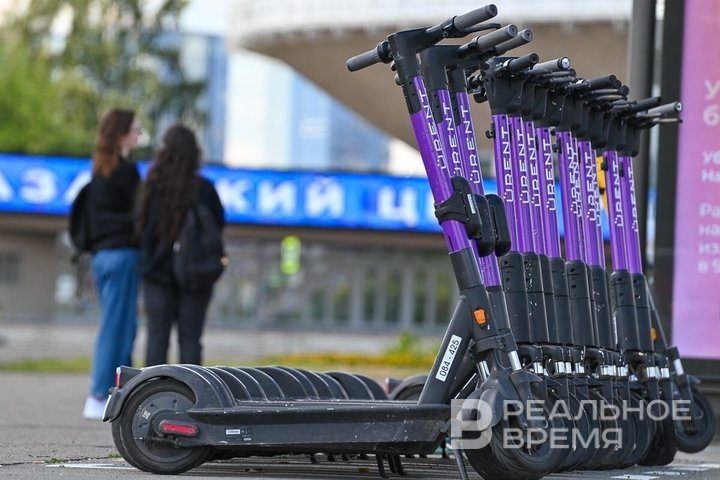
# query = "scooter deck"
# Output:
<box><xmin>150</xmin><ymin>400</ymin><xmax>449</xmax><ymax>455</ymax></box>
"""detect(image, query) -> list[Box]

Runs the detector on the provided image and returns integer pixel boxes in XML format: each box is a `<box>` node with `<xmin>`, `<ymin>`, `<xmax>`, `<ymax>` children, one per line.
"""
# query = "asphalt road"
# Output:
<box><xmin>1</xmin><ymin>372</ymin><xmax>718</xmax><ymax>479</ymax></box>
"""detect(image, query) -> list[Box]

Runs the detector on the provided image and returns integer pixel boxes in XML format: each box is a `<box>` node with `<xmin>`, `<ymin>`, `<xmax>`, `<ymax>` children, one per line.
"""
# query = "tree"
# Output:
<box><xmin>0</xmin><ymin>0</ymin><xmax>205</xmax><ymax>157</ymax></box>
<box><xmin>0</xmin><ymin>40</ymin><xmax>93</xmax><ymax>156</ymax></box>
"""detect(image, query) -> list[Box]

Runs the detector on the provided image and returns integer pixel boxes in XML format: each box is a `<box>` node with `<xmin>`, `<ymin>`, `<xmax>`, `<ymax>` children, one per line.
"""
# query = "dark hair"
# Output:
<box><xmin>92</xmin><ymin>108</ymin><xmax>135</xmax><ymax>177</ymax></box>
<box><xmin>138</xmin><ymin>124</ymin><xmax>202</xmax><ymax>245</ymax></box>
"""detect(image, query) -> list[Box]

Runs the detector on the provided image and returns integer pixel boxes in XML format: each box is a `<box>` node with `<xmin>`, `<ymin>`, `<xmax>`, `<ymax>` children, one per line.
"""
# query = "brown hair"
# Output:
<box><xmin>92</xmin><ymin>108</ymin><xmax>135</xmax><ymax>177</ymax></box>
<box><xmin>138</xmin><ymin>124</ymin><xmax>202</xmax><ymax>245</ymax></box>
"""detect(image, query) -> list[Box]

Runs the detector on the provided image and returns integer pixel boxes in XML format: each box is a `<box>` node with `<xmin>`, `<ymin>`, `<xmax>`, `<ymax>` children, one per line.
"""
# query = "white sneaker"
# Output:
<box><xmin>83</xmin><ymin>396</ymin><xmax>108</xmax><ymax>420</ymax></box>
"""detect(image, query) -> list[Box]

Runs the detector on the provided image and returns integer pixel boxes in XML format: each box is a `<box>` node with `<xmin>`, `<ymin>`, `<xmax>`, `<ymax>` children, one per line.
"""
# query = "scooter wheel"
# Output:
<box><xmin>616</xmin><ymin>390</ymin><xmax>654</xmax><ymax>468</ymax></box>
<box><xmin>580</xmin><ymin>390</ymin><xmax>622</xmax><ymax>470</ymax></box>
<box><xmin>639</xmin><ymin>415</ymin><xmax>677</xmax><ymax>466</ymax></box>
<box><xmin>463</xmin><ymin>386</ymin><xmax>567</xmax><ymax>480</ymax></box>
<box><xmin>675</xmin><ymin>385</ymin><xmax>716</xmax><ymax>453</ymax></box>
<box><xmin>558</xmin><ymin>392</ymin><xmax>594</xmax><ymax>471</ymax></box>
<box><xmin>391</xmin><ymin>381</ymin><xmax>425</xmax><ymax>401</ymax></box>
<box><xmin>111</xmin><ymin>378</ymin><xmax>210</xmax><ymax>474</ymax></box>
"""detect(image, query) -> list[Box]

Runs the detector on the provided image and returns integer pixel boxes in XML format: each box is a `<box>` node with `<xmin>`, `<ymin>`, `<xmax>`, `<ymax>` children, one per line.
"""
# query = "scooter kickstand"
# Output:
<box><xmin>388</xmin><ymin>455</ymin><xmax>406</xmax><ymax>476</ymax></box>
<box><xmin>454</xmin><ymin>448</ymin><xmax>470</xmax><ymax>480</ymax></box>
<box><xmin>376</xmin><ymin>454</ymin><xmax>389</xmax><ymax>478</ymax></box>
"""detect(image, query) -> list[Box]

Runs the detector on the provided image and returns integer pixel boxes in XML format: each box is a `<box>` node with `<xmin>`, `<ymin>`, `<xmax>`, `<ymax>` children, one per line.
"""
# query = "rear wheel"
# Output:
<box><xmin>111</xmin><ymin>378</ymin><xmax>210</xmax><ymax>474</ymax></box>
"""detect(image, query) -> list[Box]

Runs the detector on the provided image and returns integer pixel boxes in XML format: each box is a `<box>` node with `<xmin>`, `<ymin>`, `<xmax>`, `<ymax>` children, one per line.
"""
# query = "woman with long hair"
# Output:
<box><xmin>137</xmin><ymin>124</ymin><xmax>225</xmax><ymax>366</ymax></box>
<box><xmin>83</xmin><ymin>108</ymin><xmax>142</xmax><ymax>420</ymax></box>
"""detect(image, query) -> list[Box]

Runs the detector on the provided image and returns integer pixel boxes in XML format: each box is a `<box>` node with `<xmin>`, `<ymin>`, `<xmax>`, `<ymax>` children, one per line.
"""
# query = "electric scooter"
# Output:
<box><xmin>105</xmin><ymin>7</ymin><xmax>566</xmax><ymax>479</ymax></box>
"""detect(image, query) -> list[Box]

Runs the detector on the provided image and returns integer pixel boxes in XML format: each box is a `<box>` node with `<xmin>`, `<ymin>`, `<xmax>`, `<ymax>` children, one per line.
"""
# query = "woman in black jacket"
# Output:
<box><xmin>83</xmin><ymin>108</ymin><xmax>142</xmax><ymax>420</ymax></box>
<box><xmin>137</xmin><ymin>124</ymin><xmax>225</xmax><ymax>366</ymax></box>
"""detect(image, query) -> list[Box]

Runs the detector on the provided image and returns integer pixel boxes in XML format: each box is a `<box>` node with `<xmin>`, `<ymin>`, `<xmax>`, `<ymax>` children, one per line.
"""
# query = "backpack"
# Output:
<box><xmin>172</xmin><ymin>201</ymin><xmax>226</xmax><ymax>291</ymax></box>
<box><xmin>69</xmin><ymin>183</ymin><xmax>93</xmax><ymax>258</ymax></box>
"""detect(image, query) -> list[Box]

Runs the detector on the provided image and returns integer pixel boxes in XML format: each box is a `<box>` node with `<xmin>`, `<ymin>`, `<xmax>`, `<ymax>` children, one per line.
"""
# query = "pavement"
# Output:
<box><xmin>0</xmin><ymin>370</ymin><xmax>719</xmax><ymax>479</ymax></box>
<box><xmin>0</xmin><ymin>322</ymin><xmax>719</xmax><ymax>479</ymax></box>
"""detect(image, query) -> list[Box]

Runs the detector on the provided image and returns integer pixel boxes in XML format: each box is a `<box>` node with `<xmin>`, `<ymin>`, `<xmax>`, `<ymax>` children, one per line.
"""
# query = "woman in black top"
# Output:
<box><xmin>83</xmin><ymin>108</ymin><xmax>142</xmax><ymax>420</ymax></box>
<box><xmin>137</xmin><ymin>124</ymin><xmax>225</xmax><ymax>366</ymax></box>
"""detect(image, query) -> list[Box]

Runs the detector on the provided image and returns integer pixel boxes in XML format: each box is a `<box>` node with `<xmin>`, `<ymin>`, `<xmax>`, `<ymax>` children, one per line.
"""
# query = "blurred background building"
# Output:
<box><xmin>0</xmin><ymin>0</ymin><xmax>673</xmax><ymax>336</ymax></box>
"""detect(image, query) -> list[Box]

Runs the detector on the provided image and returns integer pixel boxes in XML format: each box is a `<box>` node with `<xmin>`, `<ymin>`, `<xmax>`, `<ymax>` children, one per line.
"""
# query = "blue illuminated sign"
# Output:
<box><xmin>0</xmin><ymin>153</ymin><xmax>452</xmax><ymax>232</ymax></box>
<box><xmin>0</xmin><ymin>152</ymin><xmax>614</xmax><ymax>238</ymax></box>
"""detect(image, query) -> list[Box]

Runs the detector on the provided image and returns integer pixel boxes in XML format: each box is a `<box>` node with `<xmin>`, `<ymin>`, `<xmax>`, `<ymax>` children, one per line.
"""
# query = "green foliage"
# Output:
<box><xmin>0</xmin><ymin>41</ymin><xmax>93</xmax><ymax>155</ymax></box>
<box><xmin>0</xmin><ymin>356</ymin><xmax>92</xmax><ymax>373</ymax></box>
<box><xmin>0</xmin><ymin>0</ymin><xmax>204</xmax><ymax>156</ymax></box>
<box><xmin>383</xmin><ymin>331</ymin><xmax>439</xmax><ymax>357</ymax></box>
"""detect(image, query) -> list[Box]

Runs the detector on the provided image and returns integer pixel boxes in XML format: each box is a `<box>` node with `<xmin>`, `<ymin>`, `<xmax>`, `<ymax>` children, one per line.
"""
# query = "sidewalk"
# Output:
<box><xmin>1</xmin><ymin>370</ymin><xmax>719</xmax><ymax>478</ymax></box>
<box><xmin>0</xmin><ymin>322</ymin><xmax>399</xmax><ymax>365</ymax></box>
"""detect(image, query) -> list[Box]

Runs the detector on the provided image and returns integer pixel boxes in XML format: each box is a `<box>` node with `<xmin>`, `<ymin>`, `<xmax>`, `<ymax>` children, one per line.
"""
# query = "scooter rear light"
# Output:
<box><xmin>158</xmin><ymin>420</ymin><xmax>199</xmax><ymax>437</ymax></box>
<box><xmin>115</xmin><ymin>366</ymin><xmax>142</xmax><ymax>388</ymax></box>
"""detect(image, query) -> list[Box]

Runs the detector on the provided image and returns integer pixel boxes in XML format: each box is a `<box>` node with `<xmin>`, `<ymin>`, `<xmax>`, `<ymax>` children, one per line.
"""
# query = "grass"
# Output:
<box><xmin>0</xmin><ymin>357</ymin><xmax>92</xmax><ymax>373</ymax></box>
<box><xmin>0</xmin><ymin>333</ymin><xmax>439</xmax><ymax>381</ymax></box>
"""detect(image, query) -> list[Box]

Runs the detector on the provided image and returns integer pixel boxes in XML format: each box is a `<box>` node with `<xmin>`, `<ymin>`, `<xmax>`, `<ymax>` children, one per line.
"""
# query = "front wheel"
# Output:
<box><xmin>463</xmin><ymin>386</ymin><xmax>567</xmax><ymax>480</ymax></box>
<box><xmin>675</xmin><ymin>385</ymin><xmax>716</xmax><ymax>453</ymax></box>
<box><xmin>111</xmin><ymin>378</ymin><xmax>211</xmax><ymax>474</ymax></box>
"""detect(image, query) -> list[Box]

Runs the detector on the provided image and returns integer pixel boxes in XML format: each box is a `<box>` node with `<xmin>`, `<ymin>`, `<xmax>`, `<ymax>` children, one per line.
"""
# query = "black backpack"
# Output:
<box><xmin>172</xmin><ymin>201</ymin><xmax>226</xmax><ymax>291</ymax></box>
<box><xmin>69</xmin><ymin>183</ymin><xmax>93</xmax><ymax>258</ymax></box>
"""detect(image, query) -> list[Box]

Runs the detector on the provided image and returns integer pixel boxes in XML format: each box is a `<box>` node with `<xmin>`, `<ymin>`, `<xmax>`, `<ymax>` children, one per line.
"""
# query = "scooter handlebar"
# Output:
<box><xmin>453</xmin><ymin>4</ymin><xmax>498</xmax><ymax>33</ymax></box>
<box><xmin>646</xmin><ymin>101</ymin><xmax>682</xmax><ymax>115</ymax></box>
<box><xmin>533</xmin><ymin>57</ymin><xmax>571</xmax><ymax>73</ymax></box>
<box><xmin>348</xmin><ymin>4</ymin><xmax>502</xmax><ymax>72</ymax></box>
<box><xmin>567</xmin><ymin>74</ymin><xmax>620</xmax><ymax>93</ymax></box>
<box><xmin>493</xmin><ymin>29</ymin><xmax>533</xmax><ymax>55</ymax></box>
<box><xmin>630</xmin><ymin>96</ymin><xmax>662</xmax><ymax>112</ymax></box>
<box><xmin>504</xmin><ymin>52</ymin><xmax>539</xmax><ymax>74</ymax></box>
<box><xmin>347</xmin><ymin>41</ymin><xmax>390</xmax><ymax>72</ymax></box>
<box><xmin>461</xmin><ymin>24</ymin><xmax>518</xmax><ymax>54</ymax></box>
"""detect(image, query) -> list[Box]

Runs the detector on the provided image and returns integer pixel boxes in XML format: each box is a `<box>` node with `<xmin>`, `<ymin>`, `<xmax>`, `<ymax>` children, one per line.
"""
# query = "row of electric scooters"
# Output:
<box><xmin>106</xmin><ymin>5</ymin><xmax>715</xmax><ymax>479</ymax></box>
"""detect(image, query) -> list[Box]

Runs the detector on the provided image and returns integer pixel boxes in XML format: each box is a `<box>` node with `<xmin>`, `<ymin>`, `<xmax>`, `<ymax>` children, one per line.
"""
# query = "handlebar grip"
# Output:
<box><xmin>584</xmin><ymin>74</ymin><xmax>620</xmax><ymax>91</ymax></box>
<box><xmin>647</xmin><ymin>101</ymin><xmax>682</xmax><ymax>115</ymax></box>
<box><xmin>346</xmin><ymin>41</ymin><xmax>389</xmax><ymax>72</ymax></box>
<box><xmin>545</xmin><ymin>75</ymin><xmax>577</xmax><ymax>86</ymax></box>
<box><xmin>626</xmin><ymin>96</ymin><xmax>662</xmax><ymax>113</ymax></box>
<box><xmin>493</xmin><ymin>29</ymin><xmax>533</xmax><ymax>56</ymax></box>
<box><xmin>586</xmin><ymin>94</ymin><xmax>626</xmax><ymax>107</ymax></box>
<box><xmin>652</xmin><ymin>118</ymin><xmax>681</xmax><ymax>124</ymax></box>
<box><xmin>463</xmin><ymin>24</ymin><xmax>518</xmax><ymax>53</ymax></box>
<box><xmin>505</xmin><ymin>53</ymin><xmax>539</xmax><ymax>74</ymax></box>
<box><xmin>453</xmin><ymin>4</ymin><xmax>498</xmax><ymax>32</ymax></box>
<box><xmin>534</xmin><ymin>57</ymin><xmax>571</xmax><ymax>72</ymax></box>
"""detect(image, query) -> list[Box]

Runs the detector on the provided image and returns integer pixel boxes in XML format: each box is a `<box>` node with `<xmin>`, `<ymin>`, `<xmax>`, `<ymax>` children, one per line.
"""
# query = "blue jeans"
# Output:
<box><xmin>89</xmin><ymin>248</ymin><xmax>139</xmax><ymax>399</ymax></box>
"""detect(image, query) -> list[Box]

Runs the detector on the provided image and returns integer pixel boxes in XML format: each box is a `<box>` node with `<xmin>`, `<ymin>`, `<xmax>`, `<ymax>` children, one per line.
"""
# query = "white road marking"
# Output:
<box><xmin>670</xmin><ymin>466</ymin><xmax>713</xmax><ymax>472</ymax></box>
<box><xmin>611</xmin><ymin>475</ymin><xmax>659</xmax><ymax>480</ymax></box>
<box><xmin>46</xmin><ymin>463</ymin><xmax>135</xmax><ymax>470</ymax></box>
